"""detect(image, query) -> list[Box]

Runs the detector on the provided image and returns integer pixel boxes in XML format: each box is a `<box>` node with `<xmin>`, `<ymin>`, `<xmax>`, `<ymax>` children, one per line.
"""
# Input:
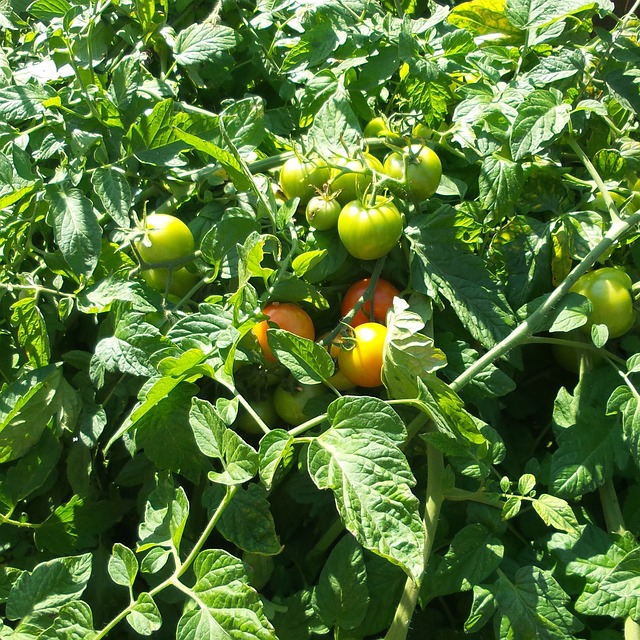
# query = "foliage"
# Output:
<box><xmin>0</xmin><ymin>0</ymin><xmax>640</xmax><ymax>638</ymax></box>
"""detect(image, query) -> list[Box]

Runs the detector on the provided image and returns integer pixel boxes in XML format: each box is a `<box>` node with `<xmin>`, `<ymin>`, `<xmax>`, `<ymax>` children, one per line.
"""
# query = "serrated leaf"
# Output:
<box><xmin>268</xmin><ymin>330</ymin><xmax>334</xmax><ymax>384</ymax></box>
<box><xmin>108</xmin><ymin>543</ymin><xmax>138</xmax><ymax>588</ymax></box>
<box><xmin>127</xmin><ymin>592</ymin><xmax>162</xmax><ymax>636</ymax></box>
<box><xmin>448</xmin><ymin>0</ymin><xmax>521</xmax><ymax>38</ymax></box>
<box><xmin>38</xmin><ymin>600</ymin><xmax>95</xmax><ymax>639</ymax></box>
<box><xmin>205</xmin><ymin>483</ymin><xmax>281</xmax><ymax>555</ymax></box>
<box><xmin>173</xmin><ymin>23</ymin><xmax>237</xmax><ymax>67</ymax></box>
<box><xmin>77</xmin><ymin>272</ymin><xmax>158</xmax><ymax>314</ymax></box>
<box><xmin>45</xmin><ymin>186</ymin><xmax>102</xmax><ymax>277</ymax></box>
<box><xmin>258</xmin><ymin>429</ymin><xmax>295</xmax><ymax>491</ymax></box>
<box><xmin>307</xmin><ymin>396</ymin><xmax>425</xmax><ymax>579</ymax></box>
<box><xmin>177</xmin><ymin>549</ymin><xmax>277</xmax><ymax>640</ymax></box>
<box><xmin>10</xmin><ymin>296</ymin><xmax>50</xmax><ymax>368</ymax></box>
<box><xmin>479</xmin><ymin>155</ymin><xmax>524</xmax><ymax>216</ymax></box>
<box><xmin>505</xmin><ymin>0</ymin><xmax>614</xmax><ymax>29</ymax></box>
<box><xmin>91</xmin><ymin>168</ymin><xmax>132</xmax><ymax>227</ymax></box>
<box><xmin>0</xmin><ymin>364</ymin><xmax>62</xmax><ymax>463</ymax></box>
<box><xmin>190</xmin><ymin>397</ymin><xmax>258</xmax><ymax>484</ymax></box>
<box><xmin>532</xmin><ymin>494</ymin><xmax>580</xmax><ymax>534</ymax></box>
<box><xmin>315</xmin><ymin>535</ymin><xmax>369</xmax><ymax>630</ymax></box>
<box><xmin>138</xmin><ymin>473</ymin><xmax>190</xmax><ymax>554</ymax></box>
<box><xmin>429</xmin><ymin>524</ymin><xmax>504</xmax><ymax>597</ymax></box>
<box><xmin>510</xmin><ymin>89</ymin><xmax>572</xmax><ymax>160</ymax></box>
<box><xmin>6</xmin><ymin>553</ymin><xmax>92</xmax><ymax>620</ymax></box>
<box><xmin>492</xmin><ymin>566</ymin><xmax>583</xmax><ymax>638</ymax></box>
<box><xmin>0</xmin><ymin>85</ymin><xmax>48</xmax><ymax>124</ymax></box>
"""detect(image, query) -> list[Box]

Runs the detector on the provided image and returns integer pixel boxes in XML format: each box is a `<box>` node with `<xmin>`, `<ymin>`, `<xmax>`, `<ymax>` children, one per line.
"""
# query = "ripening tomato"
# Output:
<box><xmin>337</xmin><ymin>197</ymin><xmax>404</xmax><ymax>260</ymax></box>
<box><xmin>135</xmin><ymin>213</ymin><xmax>195</xmax><ymax>265</ymax></box>
<box><xmin>341</xmin><ymin>278</ymin><xmax>400</xmax><ymax>326</ymax></box>
<box><xmin>338</xmin><ymin>322</ymin><xmax>388</xmax><ymax>388</ymax></box>
<box><xmin>570</xmin><ymin>267</ymin><xmax>635</xmax><ymax>338</ymax></box>
<box><xmin>279</xmin><ymin>156</ymin><xmax>330</xmax><ymax>204</ymax></box>
<box><xmin>383</xmin><ymin>144</ymin><xmax>442</xmax><ymax>201</ymax></box>
<box><xmin>253</xmin><ymin>302</ymin><xmax>316</xmax><ymax>362</ymax></box>
<box><xmin>305</xmin><ymin>194</ymin><xmax>342</xmax><ymax>230</ymax></box>
<box><xmin>330</xmin><ymin>154</ymin><xmax>384</xmax><ymax>205</ymax></box>
<box><xmin>142</xmin><ymin>266</ymin><xmax>198</xmax><ymax>298</ymax></box>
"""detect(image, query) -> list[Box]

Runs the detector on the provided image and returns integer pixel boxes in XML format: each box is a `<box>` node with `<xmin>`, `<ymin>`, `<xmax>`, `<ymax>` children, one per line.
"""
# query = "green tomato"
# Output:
<box><xmin>142</xmin><ymin>266</ymin><xmax>198</xmax><ymax>298</ymax></box>
<box><xmin>235</xmin><ymin>396</ymin><xmax>278</xmax><ymax>435</ymax></box>
<box><xmin>135</xmin><ymin>213</ymin><xmax>195</xmax><ymax>265</ymax></box>
<box><xmin>588</xmin><ymin>191</ymin><xmax>629</xmax><ymax>214</ymax></box>
<box><xmin>337</xmin><ymin>197</ymin><xmax>404</xmax><ymax>261</ymax></box>
<box><xmin>305</xmin><ymin>194</ymin><xmax>342</xmax><ymax>230</ymax></box>
<box><xmin>570</xmin><ymin>267</ymin><xmax>635</xmax><ymax>338</ymax></box>
<box><xmin>242</xmin><ymin>552</ymin><xmax>274</xmax><ymax>590</ymax></box>
<box><xmin>279</xmin><ymin>156</ymin><xmax>330</xmax><ymax>204</ymax></box>
<box><xmin>330</xmin><ymin>153</ymin><xmax>384</xmax><ymax>205</ymax></box>
<box><xmin>273</xmin><ymin>382</ymin><xmax>326</xmax><ymax>426</ymax></box>
<box><xmin>383</xmin><ymin>144</ymin><xmax>442</xmax><ymax>202</ymax></box>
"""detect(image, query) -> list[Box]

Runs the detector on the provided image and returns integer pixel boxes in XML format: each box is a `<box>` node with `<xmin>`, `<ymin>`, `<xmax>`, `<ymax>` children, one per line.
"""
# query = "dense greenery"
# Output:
<box><xmin>1</xmin><ymin>0</ymin><xmax>640</xmax><ymax>638</ymax></box>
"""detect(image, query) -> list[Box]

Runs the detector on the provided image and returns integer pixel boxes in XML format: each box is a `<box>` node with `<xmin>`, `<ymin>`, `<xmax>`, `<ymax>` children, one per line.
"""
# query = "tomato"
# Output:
<box><xmin>142</xmin><ymin>266</ymin><xmax>198</xmax><ymax>297</ymax></box>
<box><xmin>273</xmin><ymin>382</ymin><xmax>326</xmax><ymax>426</ymax></box>
<box><xmin>235</xmin><ymin>396</ymin><xmax>278</xmax><ymax>435</ymax></box>
<box><xmin>305</xmin><ymin>194</ymin><xmax>342</xmax><ymax>230</ymax></box>
<box><xmin>135</xmin><ymin>213</ymin><xmax>195</xmax><ymax>265</ymax></box>
<box><xmin>383</xmin><ymin>144</ymin><xmax>442</xmax><ymax>201</ymax></box>
<box><xmin>337</xmin><ymin>197</ymin><xmax>404</xmax><ymax>260</ymax></box>
<box><xmin>338</xmin><ymin>322</ymin><xmax>387</xmax><ymax>388</ymax></box>
<box><xmin>412</xmin><ymin>123</ymin><xmax>432</xmax><ymax>139</ymax></box>
<box><xmin>569</xmin><ymin>267</ymin><xmax>635</xmax><ymax>338</ymax></box>
<box><xmin>552</xmin><ymin>331</ymin><xmax>602</xmax><ymax>374</ymax></box>
<box><xmin>330</xmin><ymin>153</ymin><xmax>384</xmax><ymax>205</ymax></box>
<box><xmin>324</xmin><ymin>368</ymin><xmax>357</xmax><ymax>391</ymax></box>
<box><xmin>279</xmin><ymin>156</ymin><xmax>330</xmax><ymax>204</ymax></box>
<box><xmin>363</xmin><ymin>117</ymin><xmax>390</xmax><ymax>138</ymax></box>
<box><xmin>253</xmin><ymin>302</ymin><xmax>316</xmax><ymax>362</ymax></box>
<box><xmin>341</xmin><ymin>277</ymin><xmax>400</xmax><ymax>327</ymax></box>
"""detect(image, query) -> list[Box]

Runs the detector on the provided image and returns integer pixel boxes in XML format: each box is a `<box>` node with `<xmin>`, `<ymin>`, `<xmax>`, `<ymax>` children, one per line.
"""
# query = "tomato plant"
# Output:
<box><xmin>338</xmin><ymin>322</ymin><xmax>388</xmax><ymax>388</ymax></box>
<box><xmin>570</xmin><ymin>267</ymin><xmax>635</xmax><ymax>338</ymax></box>
<box><xmin>273</xmin><ymin>381</ymin><xmax>326</xmax><ymax>425</ymax></box>
<box><xmin>253</xmin><ymin>302</ymin><xmax>316</xmax><ymax>362</ymax></box>
<box><xmin>330</xmin><ymin>153</ymin><xmax>384</xmax><ymax>204</ymax></box>
<box><xmin>341</xmin><ymin>277</ymin><xmax>400</xmax><ymax>326</ymax></box>
<box><xmin>305</xmin><ymin>193</ymin><xmax>341</xmax><ymax>230</ymax></box>
<box><xmin>383</xmin><ymin>144</ymin><xmax>442</xmax><ymax>201</ymax></box>
<box><xmin>337</xmin><ymin>197</ymin><xmax>403</xmax><ymax>260</ymax></box>
<box><xmin>135</xmin><ymin>213</ymin><xmax>195</xmax><ymax>265</ymax></box>
<box><xmin>279</xmin><ymin>156</ymin><xmax>330</xmax><ymax>204</ymax></box>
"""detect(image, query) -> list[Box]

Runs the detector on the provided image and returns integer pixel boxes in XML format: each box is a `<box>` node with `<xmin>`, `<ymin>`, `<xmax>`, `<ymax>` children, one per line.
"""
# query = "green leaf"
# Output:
<box><xmin>206</xmin><ymin>483</ymin><xmax>282</xmax><ymax>555</ymax></box>
<box><xmin>0</xmin><ymin>364</ymin><xmax>62</xmax><ymax>463</ymax></box>
<box><xmin>177</xmin><ymin>549</ymin><xmax>277</xmax><ymax>640</ymax></box>
<box><xmin>549</xmin><ymin>368</ymin><xmax>628</xmax><ymax>498</ymax></box>
<box><xmin>77</xmin><ymin>272</ymin><xmax>158</xmax><ymax>314</ymax></box>
<box><xmin>531</xmin><ymin>494</ymin><xmax>580</xmax><ymax>534</ymax></box>
<box><xmin>6</xmin><ymin>553</ymin><xmax>93</xmax><ymax>620</ymax></box>
<box><xmin>407</xmin><ymin>213</ymin><xmax>516</xmax><ymax>349</ymax></box>
<box><xmin>307</xmin><ymin>397</ymin><xmax>425</xmax><ymax>579</ymax></box>
<box><xmin>190</xmin><ymin>397</ymin><xmax>258</xmax><ymax>484</ymax></box>
<box><xmin>448</xmin><ymin>0</ymin><xmax>522</xmax><ymax>38</ymax></box>
<box><xmin>428</xmin><ymin>524</ymin><xmax>504</xmax><ymax>598</ymax></box>
<box><xmin>492</xmin><ymin>566</ymin><xmax>583</xmax><ymax>638</ymax></box>
<box><xmin>465</xmin><ymin>585</ymin><xmax>498</xmax><ymax>633</ymax></box>
<box><xmin>138</xmin><ymin>473</ymin><xmax>190</xmax><ymax>554</ymax></box>
<box><xmin>10</xmin><ymin>296</ymin><xmax>50</xmax><ymax>367</ymax></box>
<box><xmin>268</xmin><ymin>330</ymin><xmax>334</xmax><ymax>384</ymax></box>
<box><xmin>38</xmin><ymin>600</ymin><xmax>95</xmax><ymax>639</ymax></box>
<box><xmin>307</xmin><ymin>84</ymin><xmax>362</xmax><ymax>156</ymax></box>
<box><xmin>510</xmin><ymin>89</ymin><xmax>572</xmax><ymax>160</ymax></box>
<box><xmin>315</xmin><ymin>535</ymin><xmax>369</xmax><ymax>631</ymax></box>
<box><xmin>45</xmin><ymin>186</ymin><xmax>102</xmax><ymax>278</ymax></box>
<box><xmin>0</xmin><ymin>85</ymin><xmax>48</xmax><ymax>124</ymax></box>
<box><xmin>505</xmin><ymin>0</ymin><xmax>614</xmax><ymax>29</ymax></box>
<box><xmin>91</xmin><ymin>168</ymin><xmax>132</xmax><ymax>227</ymax></box>
<box><xmin>258</xmin><ymin>429</ymin><xmax>295</xmax><ymax>491</ymax></box>
<box><xmin>28</xmin><ymin>0</ymin><xmax>72</xmax><ymax>20</ymax></box>
<box><xmin>127</xmin><ymin>592</ymin><xmax>162</xmax><ymax>636</ymax></box>
<box><xmin>281</xmin><ymin>17</ymin><xmax>339</xmax><ymax>73</ymax></box>
<box><xmin>576</xmin><ymin>546</ymin><xmax>640</xmax><ymax>619</ymax></box>
<box><xmin>108</xmin><ymin>543</ymin><xmax>138</xmax><ymax>588</ymax></box>
<box><xmin>173</xmin><ymin>23</ymin><xmax>237</xmax><ymax>67</ymax></box>
<box><xmin>478</xmin><ymin>155</ymin><xmax>524</xmax><ymax>216</ymax></box>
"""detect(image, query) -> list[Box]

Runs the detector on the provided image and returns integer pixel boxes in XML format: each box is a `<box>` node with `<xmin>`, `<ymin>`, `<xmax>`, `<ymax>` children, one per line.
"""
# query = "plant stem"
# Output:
<box><xmin>625</xmin><ymin>618</ymin><xmax>640</xmax><ymax>640</ymax></box>
<box><xmin>384</xmin><ymin>440</ymin><xmax>444</xmax><ymax>640</ymax></box>
<box><xmin>452</xmin><ymin>210</ymin><xmax>640</xmax><ymax>392</ymax></box>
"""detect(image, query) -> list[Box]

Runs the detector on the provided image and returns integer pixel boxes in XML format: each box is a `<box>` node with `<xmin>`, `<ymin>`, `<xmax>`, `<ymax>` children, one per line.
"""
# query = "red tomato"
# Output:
<box><xmin>253</xmin><ymin>302</ymin><xmax>315</xmax><ymax>362</ymax></box>
<box><xmin>341</xmin><ymin>278</ymin><xmax>400</xmax><ymax>327</ymax></box>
